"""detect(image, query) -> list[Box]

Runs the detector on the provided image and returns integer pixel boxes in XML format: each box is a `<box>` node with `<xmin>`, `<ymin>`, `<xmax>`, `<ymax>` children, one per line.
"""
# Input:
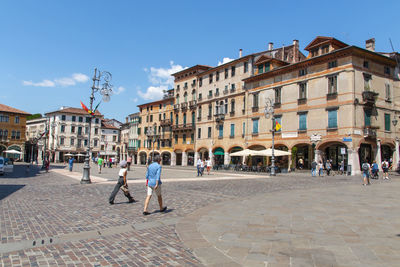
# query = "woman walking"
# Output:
<box><xmin>109</xmin><ymin>160</ymin><xmax>135</xmax><ymax>205</ymax></box>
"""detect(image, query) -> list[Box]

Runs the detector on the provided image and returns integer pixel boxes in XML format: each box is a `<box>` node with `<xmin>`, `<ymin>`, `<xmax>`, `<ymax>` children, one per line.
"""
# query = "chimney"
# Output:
<box><xmin>366</xmin><ymin>38</ymin><xmax>375</xmax><ymax>52</ymax></box>
<box><xmin>268</xmin><ymin>42</ymin><xmax>273</xmax><ymax>50</ymax></box>
<box><xmin>239</xmin><ymin>49</ymin><xmax>243</xmax><ymax>58</ymax></box>
<box><xmin>293</xmin><ymin>40</ymin><xmax>299</xmax><ymax>63</ymax></box>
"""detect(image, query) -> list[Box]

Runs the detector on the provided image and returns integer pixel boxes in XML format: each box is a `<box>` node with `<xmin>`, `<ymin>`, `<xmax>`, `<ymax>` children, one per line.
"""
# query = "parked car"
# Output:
<box><xmin>0</xmin><ymin>157</ymin><xmax>4</xmax><ymax>175</ymax></box>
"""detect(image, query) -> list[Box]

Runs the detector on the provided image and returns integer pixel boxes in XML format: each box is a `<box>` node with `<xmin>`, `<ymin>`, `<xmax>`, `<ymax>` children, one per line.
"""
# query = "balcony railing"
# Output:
<box><xmin>215</xmin><ymin>113</ymin><xmax>225</xmax><ymax>122</ymax></box>
<box><xmin>215</xmin><ymin>91</ymin><xmax>220</xmax><ymax>97</ymax></box>
<box><xmin>207</xmin><ymin>94</ymin><xmax>213</xmax><ymax>99</ymax></box>
<box><xmin>223</xmin><ymin>89</ymin><xmax>229</xmax><ymax>95</ymax></box>
<box><xmin>173</xmin><ymin>104</ymin><xmax>180</xmax><ymax>111</ymax></box>
<box><xmin>172</xmin><ymin>123</ymin><xmax>194</xmax><ymax>131</ymax></box>
<box><xmin>363</xmin><ymin>127</ymin><xmax>377</xmax><ymax>139</ymax></box>
<box><xmin>189</xmin><ymin>100</ymin><xmax>197</xmax><ymax>109</ymax></box>
<box><xmin>160</xmin><ymin>119</ymin><xmax>172</xmax><ymax>126</ymax></box>
<box><xmin>181</xmin><ymin>102</ymin><xmax>188</xmax><ymax>111</ymax></box>
<box><xmin>362</xmin><ymin>91</ymin><xmax>378</xmax><ymax>105</ymax></box>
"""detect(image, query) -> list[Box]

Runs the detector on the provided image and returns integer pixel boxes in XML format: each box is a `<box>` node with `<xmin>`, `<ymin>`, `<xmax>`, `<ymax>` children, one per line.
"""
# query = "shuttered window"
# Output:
<box><xmin>328</xmin><ymin>110</ymin><xmax>338</xmax><ymax>128</ymax></box>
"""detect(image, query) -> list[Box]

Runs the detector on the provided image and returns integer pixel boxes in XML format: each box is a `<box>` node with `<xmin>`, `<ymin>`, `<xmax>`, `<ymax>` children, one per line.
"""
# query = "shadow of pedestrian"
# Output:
<box><xmin>0</xmin><ymin>184</ymin><xmax>25</xmax><ymax>201</ymax></box>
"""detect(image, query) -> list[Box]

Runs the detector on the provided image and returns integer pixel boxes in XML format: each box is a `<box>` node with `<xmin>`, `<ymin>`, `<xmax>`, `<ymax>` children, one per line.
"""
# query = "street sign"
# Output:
<box><xmin>343</xmin><ymin>137</ymin><xmax>352</xmax><ymax>142</ymax></box>
<box><xmin>341</xmin><ymin>148</ymin><xmax>346</xmax><ymax>154</ymax></box>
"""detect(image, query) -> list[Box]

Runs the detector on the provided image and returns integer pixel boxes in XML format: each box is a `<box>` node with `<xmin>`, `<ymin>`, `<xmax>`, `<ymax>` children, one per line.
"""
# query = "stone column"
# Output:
<box><xmin>348</xmin><ymin>148</ymin><xmax>360</xmax><ymax>175</ymax></box>
<box><xmin>171</xmin><ymin>152</ymin><xmax>176</xmax><ymax>166</ymax></box>
<box><xmin>314</xmin><ymin>149</ymin><xmax>322</xmax><ymax>163</ymax></box>
<box><xmin>194</xmin><ymin>152</ymin><xmax>199</xmax><ymax>163</ymax></box>
<box><xmin>375</xmin><ymin>139</ymin><xmax>382</xmax><ymax>169</ymax></box>
<box><xmin>287</xmin><ymin>149</ymin><xmax>292</xmax><ymax>171</ymax></box>
<box><xmin>209</xmin><ymin>147</ymin><xmax>213</xmax><ymax>164</ymax></box>
<box><xmin>182</xmin><ymin>152</ymin><xmax>187</xmax><ymax>166</ymax></box>
<box><xmin>224</xmin><ymin>152</ymin><xmax>230</xmax><ymax>165</ymax></box>
<box><xmin>395</xmin><ymin>138</ymin><xmax>399</xmax><ymax>167</ymax></box>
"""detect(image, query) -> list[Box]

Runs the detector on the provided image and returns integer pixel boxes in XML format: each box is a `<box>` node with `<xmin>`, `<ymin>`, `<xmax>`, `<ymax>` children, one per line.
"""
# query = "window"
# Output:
<box><xmin>95</xmin><ymin>118</ymin><xmax>99</xmax><ymax>124</ymax></box>
<box><xmin>242</xmin><ymin>122</ymin><xmax>245</xmax><ymax>137</ymax></box>
<box><xmin>191</xmin><ymin>133</ymin><xmax>194</xmax><ymax>143</ymax></box>
<box><xmin>231</xmin><ymin>83</ymin><xmax>235</xmax><ymax>92</ymax></box>
<box><xmin>78</xmin><ymin>127</ymin><xmax>83</xmax><ymax>135</ymax></box>
<box><xmin>264</xmin><ymin>62</ymin><xmax>270</xmax><ymax>72</ymax></box>
<box><xmin>11</xmin><ymin>130</ymin><xmax>15</xmax><ymax>139</ymax></box>
<box><xmin>16</xmin><ymin>131</ymin><xmax>20</xmax><ymax>140</ymax></box>
<box><xmin>61</xmin><ymin>125</ymin><xmax>65</xmax><ymax>133</ymax></box>
<box><xmin>94</xmin><ymin>128</ymin><xmax>98</xmax><ymax>134</ymax></box>
<box><xmin>321</xmin><ymin>45</ymin><xmax>329</xmax><ymax>54</ymax></box>
<box><xmin>101</xmin><ymin>145</ymin><xmax>105</xmax><ymax>150</ymax></box>
<box><xmin>174</xmin><ymin>135</ymin><xmax>178</xmax><ymax>143</ymax></box>
<box><xmin>183</xmin><ymin>113</ymin><xmax>187</xmax><ymax>125</ymax></box>
<box><xmin>385</xmin><ymin>84</ymin><xmax>391</xmax><ymax>100</ymax></box>
<box><xmin>328</xmin><ymin>110</ymin><xmax>338</xmax><ymax>128</ymax></box>
<box><xmin>299</xmin><ymin>68</ymin><xmax>307</xmax><ymax>76</ymax></box>
<box><xmin>253</xmin><ymin>93</ymin><xmax>259</xmax><ymax>108</ymax></box>
<box><xmin>363</xmin><ymin>61</ymin><xmax>369</xmax><ymax>69</ymax></box>
<box><xmin>384</xmin><ymin>66</ymin><xmax>390</xmax><ymax>75</ymax></box>
<box><xmin>244</xmin><ymin>62</ymin><xmax>248</xmax><ymax>73</ymax></box>
<box><xmin>61</xmin><ymin>115</ymin><xmax>66</xmax><ymax>121</ymax></box>
<box><xmin>0</xmin><ymin>114</ymin><xmax>9</xmax><ymax>122</ymax></box>
<box><xmin>230</xmin><ymin>99</ymin><xmax>235</xmax><ymax>113</ymax></box>
<box><xmin>86</xmin><ymin>117</ymin><xmax>90</xmax><ymax>123</ymax></box>
<box><xmin>258</xmin><ymin>64</ymin><xmax>264</xmax><ymax>74</ymax></box>
<box><xmin>215</xmin><ymin>88</ymin><xmax>219</xmax><ymax>96</ymax></box>
<box><xmin>208</xmin><ymin>90</ymin><xmax>212</xmax><ymax>97</ymax></box>
<box><xmin>208</xmin><ymin>104</ymin><xmax>212</xmax><ymax>117</ymax></box>
<box><xmin>192</xmin><ymin>79</ymin><xmax>196</xmax><ymax>86</ymax></box>
<box><xmin>94</xmin><ymin>139</ymin><xmax>98</xmax><ymax>147</ymax></box>
<box><xmin>150</xmin><ymin>115</ymin><xmax>153</xmax><ymax>122</ymax></box>
<box><xmin>363</xmin><ymin>73</ymin><xmax>371</xmax><ymax>91</ymax></box>
<box><xmin>159</xmin><ymin>114</ymin><xmax>162</xmax><ymax>121</ymax></box>
<box><xmin>112</xmin><ymin>145</ymin><xmax>116</xmax><ymax>151</ymax></box>
<box><xmin>208</xmin><ymin>127</ymin><xmax>211</xmax><ymax>138</ymax></box>
<box><xmin>60</xmin><ymin>137</ymin><xmax>64</xmax><ymax>145</ymax></box>
<box><xmin>252</xmin><ymin>119</ymin><xmax>259</xmax><ymax>134</ymax></box>
<box><xmin>71</xmin><ymin>126</ymin><xmax>75</xmax><ymax>133</ymax></box>
<box><xmin>175</xmin><ymin>114</ymin><xmax>179</xmax><ymax>125</ymax></box>
<box><xmin>183</xmin><ymin>134</ymin><xmax>186</xmax><ymax>143</ymax></box>
<box><xmin>299</xmin><ymin>113</ymin><xmax>307</xmax><ymax>130</ymax></box>
<box><xmin>216</xmin><ymin>71</ymin><xmax>219</xmax><ymax>81</ymax></box>
<box><xmin>151</xmin><ymin>106</ymin><xmax>153</xmax><ymax>110</ymax></box>
<box><xmin>79</xmin><ymin>116</ymin><xmax>83</xmax><ymax>122</ymax></box>
<box><xmin>328</xmin><ymin>60</ymin><xmax>337</xmax><ymax>69</ymax></box>
<box><xmin>275</xmin><ymin>117</ymin><xmax>282</xmax><ymax>132</ymax></box>
<box><xmin>198</xmin><ymin>106</ymin><xmax>202</xmax><ymax>119</ymax></box>
<box><xmin>15</xmin><ymin>116</ymin><xmax>19</xmax><ymax>124</ymax></box>
<box><xmin>385</xmin><ymin>113</ymin><xmax>391</xmax><ymax>131</ymax></box>
<box><xmin>198</xmin><ymin>93</ymin><xmax>202</xmax><ymax>100</ymax></box>
<box><xmin>198</xmin><ymin>128</ymin><xmax>201</xmax><ymax>139</ymax></box>
<box><xmin>72</xmin><ymin>116</ymin><xmax>76</xmax><ymax>122</ymax></box>
<box><xmin>70</xmin><ymin>138</ymin><xmax>75</xmax><ymax>146</ymax></box>
<box><xmin>328</xmin><ymin>76</ymin><xmax>337</xmax><ymax>94</ymax></box>
<box><xmin>209</xmin><ymin>74</ymin><xmax>213</xmax><ymax>84</ymax></box>
<box><xmin>184</xmin><ymin>82</ymin><xmax>188</xmax><ymax>89</ymax></box>
<box><xmin>218</xmin><ymin>125</ymin><xmax>223</xmax><ymax>138</ymax></box>
<box><xmin>84</xmin><ymin>139</ymin><xmax>88</xmax><ymax>146</ymax></box>
<box><xmin>275</xmin><ymin>87</ymin><xmax>281</xmax><ymax>103</ymax></box>
<box><xmin>364</xmin><ymin>109</ymin><xmax>371</xmax><ymax>126</ymax></box>
<box><xmin>225</xmin><ymin>68</ymin><xmax>228</xmax><ymax>79</ymax></box>
<box><xmin>199</xmin><ymin>77</ymin><xmax>202</xmax><ymax>87</ymax></box>
<box><xmin>3</xmin><ymin>130</ymin><xmax>7</xmax><ymax>138</ymax></box>
<box><xmin>299</xmin><ymin>83</ymin><xmax>307</xmax><ymax>99</ymax></box>
<box><xmin>231</xmin><ymin>66</ymin><xmax>236</xmax><ymax>77</ymax></box>
<box><xmin>230</xmin><ymin>124</ymin><xmax>235</xmax><ymax>137</ymax></box>
<box><xmin>311</xmin><ymin>48</ymin><xmax>318</xmax><ymax>57</ymax></box>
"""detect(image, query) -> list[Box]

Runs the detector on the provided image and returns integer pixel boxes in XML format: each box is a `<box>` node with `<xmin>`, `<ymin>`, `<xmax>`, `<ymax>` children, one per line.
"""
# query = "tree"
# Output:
<box><xmin>27</xmin><ymin>113</ymin><xmax>42</xmax><ymax>120</ymax></box>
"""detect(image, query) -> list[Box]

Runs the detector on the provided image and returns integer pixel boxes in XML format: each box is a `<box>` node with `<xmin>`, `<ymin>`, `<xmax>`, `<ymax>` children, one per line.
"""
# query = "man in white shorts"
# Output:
<box><xmin>143</xmin><ymin>155</ymin><xmax>167</xmax><ymax>215</ymax></box>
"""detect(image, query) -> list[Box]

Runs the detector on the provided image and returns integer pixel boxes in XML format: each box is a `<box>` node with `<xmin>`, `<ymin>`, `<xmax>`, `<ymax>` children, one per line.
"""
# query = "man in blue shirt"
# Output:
<box><xmin>143</xmin><ymin>155</ymin><xmax>167</xmax><ymax>215</ymax></box>
<box><xmin>68</xmin><ymin>157</ymin><xmax>74</xmax><ymax>172</ymax></box>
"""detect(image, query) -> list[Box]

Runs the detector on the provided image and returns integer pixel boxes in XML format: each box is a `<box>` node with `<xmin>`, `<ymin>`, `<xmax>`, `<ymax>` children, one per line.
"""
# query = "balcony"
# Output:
<box><xmin>326</xmin><ymin>92</ymin><xmax>337</xmax><ymax>101</ymax></box>
<box><xmin>207</xmin><ymin>115</ymin><xmax>212</xmax><ymax>120</ymax></box>
<box><xmin>362</xmin><ymin>91</ymin><xmax>378</xmax><ymax>105</ymax></box>
<box><xmin>215</xmin><ymin>91</ymin><xmax>220</xmax><ymax>97</ymax></box>
<box><xmin>363</xmin><ymin>127</ymin><xmax>377</xmax><ymax>139</ymax></box>
<box><xmin>229</xmin><ymin>111</ymin><xmax>235</xmax><ymax>117</ymax></box>
<box><xmin>189</xmin><ymin>100</ymin><xmax>197</xmax><ymax>109</ymax></box>
<box><xmin>207</xmin><ymin>94</ymin><xmax>213</xmax><ymax>99</ymax></box>
<box><xmin>181</xmin><ymin>102</ymin><xmax>188</xmax><ymax>111</ymax></box>
<box><xmin>183</xmin><ymin>85</ymin><xmax>188</xmax><ymax>90</ymax></box>
<box><xmin>127</xmin><ymin>146</ymin><xmax>138</xmax><ymax>152</ymax></box>
<box><xmin>160</xmin><ymin>133</ymin><xmax>173</xmax><ymax>140</ymax></box>
<box><xmin>297</xmin><ymin>98</ymin><xmax>307</xmax><ymax>105</ymax></box>
<box><xmin>191</xmin><ymin>82</ymin><xmax>196</xmax><ymax>88</ymax></box>
<box><xmin>172</xmin><ymin>123</ymin><xmax>194</xmax><ymax>131</ymax></box>
<box><xmin>215</xmin><ymin>113</ymin><xmax>225</xmax><ymax>122</ymax></box>
<box><xmin>223</xmin><ymin>89</ymin><xmax>229</xmax><ymax>95</ymax></box>
<box><xmin>252</xmin><ymin>106</ymin><xmax>259</xmax><ymax>112</ymax></box>
<box><xmin>197</xmin><ymin>117</ymin><xmax>201</xmax><ymax>122</ymax></box>
<box><xmin>160</xmin><ymin>119</ymin><xmax>172</xmax><ymax>126</ymax></box>
<box><xmin>173</xmin><ymin>104</ymin><xmax>180</xmax><ymax>112</ymax></box>
<box><xmin>230</xmin><ymin>87</ymin><xmax>236</xmax><ymax>93</ymax></box>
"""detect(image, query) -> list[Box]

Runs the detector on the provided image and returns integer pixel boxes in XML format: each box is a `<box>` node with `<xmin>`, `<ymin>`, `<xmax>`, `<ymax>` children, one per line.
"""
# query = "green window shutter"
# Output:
<box><xmin>230</xmin><ymin>124</ymin><xmax>235</xmax><ymax>136</ymax></box>
<box><xmin>385</xmin><ymin>113</ymin><xmax>390</xmax><ymax>131</ymax></box>
<box><xmin>253</xmin><ymin>119</ymin><xmax>259</xmax><ymax>133</ymax></box>
<box><xmin>364</xmin><ymin>110</ymin><xmax>371</xmax><ymax>126</ymax></box>
<box><xmin>299</xmin><ymin>114</ymin><xmax>307</xmax><ymax>130</ymax></box>
<box><xmin>265</xmin><ymin>62</ymin><xmax>270</xmax><ymax>72</ymax></box>
<box><xmin>258</xmin><ymin>65</ymin><xmax>263</xmax><ymax>74</ymax></box>
<box><xmin>328</xmin><ymin>110</ymin><xmax>338</xmax><ymax>128</ymax></box>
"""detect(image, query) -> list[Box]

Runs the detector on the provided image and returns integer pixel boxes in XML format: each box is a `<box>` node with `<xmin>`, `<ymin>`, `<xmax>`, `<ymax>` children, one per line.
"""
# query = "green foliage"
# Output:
<box><xmin>27</xmin><ymin>113</ymin><xmax>42</xmax><ymax>120</ymax></box>
<box><xmin>291</xmin><ymin>147</ymin><xmax>298</xmax><ymax>169</ymax></box>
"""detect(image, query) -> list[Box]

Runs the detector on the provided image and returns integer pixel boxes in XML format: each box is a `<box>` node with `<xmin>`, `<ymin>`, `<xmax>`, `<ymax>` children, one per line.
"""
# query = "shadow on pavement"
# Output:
<box><xmin>0</xmin><ymin>184</ymin><xmax>25</xmax><ymax>201</ymax></box>
<box><xmin>1</xmin><ymin>164</ymin><xmax>42</xmax><ymax>179</ymax></box>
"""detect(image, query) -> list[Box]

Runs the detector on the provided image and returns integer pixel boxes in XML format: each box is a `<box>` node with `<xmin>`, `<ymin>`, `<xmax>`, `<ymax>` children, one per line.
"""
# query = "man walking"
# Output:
<box><xmin>382</xmin><ymin>159</ymin><xmax>390</xmax><ymax>180</ymax></box>
<box><xmin>68</xmin><ymin>157</ymin><xmax>74</xmax><ymax>172</ymax></box>
<box><xmin>362</xmin><ymin>160</ymin><xmax>371</xmax><ymax>186</ymax></box>
<box><xmin>143</xmin><ymin>155</ymin><xmax>167</xmax><ymax>215</ymax></box>
<box><xmin>325</xmin><ymin>160</ymin><xmax>332</xmax><ymax>176</ymax></box>
<box><xmin>311</xmin><ymin>160</ymin><xmax>317</xmax><ymax>177</ymax></box>
<box><xmin>97</xmin><ymin>157</ymin><xmax>104</xmax><ymax>174</ymax></box>
<box><xmin>196</xmin><ymin>158</ymin><xmax>202</xmax><ymax>176</ymax></box>
<box><xmin>109</xmin><ymin>160</ymin><xmax>135</xmax><ymax>204</ymax></box>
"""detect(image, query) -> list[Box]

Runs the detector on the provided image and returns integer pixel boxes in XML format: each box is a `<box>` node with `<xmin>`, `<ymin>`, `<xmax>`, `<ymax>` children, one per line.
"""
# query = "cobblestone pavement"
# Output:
<box><xmin>0</xmin><ymin>163</ymin><xmax>398</xmax><ymax>266</ymax></box>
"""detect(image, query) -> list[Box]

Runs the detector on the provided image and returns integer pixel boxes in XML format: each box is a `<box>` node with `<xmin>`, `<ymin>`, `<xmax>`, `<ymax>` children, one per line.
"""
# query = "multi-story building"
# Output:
<box><xmin>0</xmin><ymin>103</ymin><xmax>30</xmax><ymax>159</ymax></box>
<box><xmin>45</xmin><ymin>107</ymin><xmax>102</xmax><ymax>162</ymax></box>
<box><xmin>99</xmin><ymin>120</ymin><xmax>120</xmax><ymax>162</ymax></box>
<box><xmin>126</xmin><ymin>112</ymin><xmax>141</xmax><ymax>164</ymax></box>
<box><xmin>242</xmin><ymin>36</ymin><xmax>400</xmax><ymax>174</ymax></box>
<box><xmin>25</xmin><ymin>117</ymin><xmax>47</xmax><ymax>162</ymax></box>
<box><xmin>137</xmin><ymin>89</ymin><xmax>174</xmax><ymax>165</ymax></box>
<box><xmin>119</xmin><ymin>121</ymin><xmax>130</xmax><ymax>162</ymax></box>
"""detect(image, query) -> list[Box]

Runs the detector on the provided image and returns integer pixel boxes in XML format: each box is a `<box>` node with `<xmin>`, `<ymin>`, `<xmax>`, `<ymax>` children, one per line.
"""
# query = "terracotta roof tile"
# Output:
<box><xmin>45</xmin><ymin>107</ymin><xmax>102</xmax><ymax>116</ymax></box>
<box><xmin>0</xmin><ymin>103</ymin><xmax>30</xmax><ymax>115</ymax></box>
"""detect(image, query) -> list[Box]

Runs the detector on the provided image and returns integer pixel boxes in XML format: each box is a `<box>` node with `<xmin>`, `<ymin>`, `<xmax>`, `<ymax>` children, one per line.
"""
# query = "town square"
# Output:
<box><xmin>1</xmin><ymin>0</ymin><xmax>400</xmax><ymax>266</ymax></box>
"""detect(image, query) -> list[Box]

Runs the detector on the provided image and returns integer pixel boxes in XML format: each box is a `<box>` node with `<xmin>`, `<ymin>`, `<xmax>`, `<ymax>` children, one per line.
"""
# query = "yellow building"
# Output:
<box><xmin>0</xmin><ymin>103</ymin><xmax>30</xmax><ymax>159</ymax></box>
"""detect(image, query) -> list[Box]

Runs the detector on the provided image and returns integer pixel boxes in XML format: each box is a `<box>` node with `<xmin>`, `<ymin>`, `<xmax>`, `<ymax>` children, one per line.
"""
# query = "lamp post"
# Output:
<box><xmin>264</xmin><ymin>97</ymin><xmax>276</xmax><ymax>176</ymax></box>
<box><xmin>81</xmin><ymin>68</ymin><xmax>113</xmax><ymax>184</ymax></box>
<box><xmin>392</xmin><ymin>117</ymin><xmax>398</xmax><ymax>166</ymax></box>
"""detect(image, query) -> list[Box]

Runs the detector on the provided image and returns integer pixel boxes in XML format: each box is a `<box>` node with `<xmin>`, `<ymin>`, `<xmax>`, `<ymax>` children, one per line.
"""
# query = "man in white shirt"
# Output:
<box><xmin>196</xmin><ymin>158</ymin><xmax>202</xmax><ymax>176</ymax></box>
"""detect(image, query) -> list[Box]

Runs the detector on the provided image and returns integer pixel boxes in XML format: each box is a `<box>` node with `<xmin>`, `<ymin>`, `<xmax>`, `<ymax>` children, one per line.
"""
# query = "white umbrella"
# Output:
<box><xmin>76</xmin><ymin>153</ymin><xmax>86</xmax><ymax>156</ymax></box>
<box><xmin>65</xmin><ymin>153</ymin><xmax>74</xmax><ymax>156</ymax></box>
<box><xmin>229</xmin><ymin>149</ymin><xmax>254</xmax><ymax>157</ymax></box>
<box><xmin>254</xmin><ymin>148</ymin><xmax>291</xmax><ymax>157</ymax></box>
<box><xmin>4</xmin><ymin>149</ymin><xmax>22</xmax><ymax>154</ymax></box>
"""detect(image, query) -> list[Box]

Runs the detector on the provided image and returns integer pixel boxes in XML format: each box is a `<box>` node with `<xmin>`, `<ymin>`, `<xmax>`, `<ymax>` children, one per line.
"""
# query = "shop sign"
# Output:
<box><xmin>343</xmin><ymin>137</ymin><xmax>352</xmax><ymax>142</ymax></box>
<box><xmin>353</xmin><ymin>130</ymin><xmax>362</xmax><ymax>135</ymax></box>
<box><xmin>341</xmin><ymin>148</ymin><xmax>346</xmax><ymax>154</ymax></box>
<box><xmin>282</xmin><ymin>132</ymin><xmax>298</xmax><ymax>138</ymax></box>
<box><xmin>310</xmin><ymin>134</ymin><xmax>322</xmax><ymax>142</ymax></box>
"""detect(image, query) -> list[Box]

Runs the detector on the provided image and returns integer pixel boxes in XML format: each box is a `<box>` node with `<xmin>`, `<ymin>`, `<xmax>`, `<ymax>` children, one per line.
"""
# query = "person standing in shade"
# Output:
<box><xmin>311</xmin><ymin>160</ymin><xmax>317</xmax><ymax>177</ymax></box>
<box><xmin>109</xmin><ymin>160</ymin><xmax>135</xmax><ymax>204</ymax></box>
<box><xmin>68</xmin><ymin>157</ymin><xmax>74</xmax><ymax>172</ymax></box>
<box><xmin>196</xmin><ymin>158</ymin><xmax>202</xmax><ymax>176</ymax></box>
<box><xmin>143</xmin><ymin>155</ymin><xmax>167</xmax><ymax>215</ymax></box>
<box><xmin>97</xmin><ymin>157</ymin><xmax>104</xmax><ymax>174</ymax></box>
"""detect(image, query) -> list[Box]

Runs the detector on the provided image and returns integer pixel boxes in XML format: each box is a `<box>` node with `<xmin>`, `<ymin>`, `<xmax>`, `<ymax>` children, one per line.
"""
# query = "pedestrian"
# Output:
<box><xmin>318</xmin><ymin>160</ymin><xmax>324</xmax><ymax>176</ymax></box>
<box><xmin>44</xmin><ymin>158</ymin><xmax>50</xmax><ymax>173</ymax></box>
<box><xmin>109</xmin><ymin>160</ymin><xmax>135</xmax><ymax>204</ymax></box>
<box><xmin>109</xmin><ymin>158</ymin><xmax>112</xmax><ymax>168</ymax></box>
<box><xmin>97</xmin><ymin>157</ymin><xmax>104</xmax><ymax>173</ymax></box>
<box><xmin>196</xmin><ymin>158</ymin><xmax>202</xmax><ymax>176</ymax></box>
<box><xmin>298</xmin><ymin>158</ymin><xmax>304</xmax><ymax>170</ymax></box>
<box><xmin>127</xmin><ymin>155</ymin><xmax>132</xmax><ymax>171</ymax></box>
<box><xmin>206</xmin><ymin>157</ymin><xmax>212</xmax><ymax>175</ymax></box>
<box><xmin>339</xmin><ymin>160</ymin><xmax>344</xmax><ymax>175</ymax></box>
<box><xmin>311</xmin><ymin>160</ymin><xmax>317</xmax><ymax>177</ymax></box>
<box><xmin>361</xmin><ymin>160</ymin><xmax>371</xmax><ymax>186</ymax></box>
<box><xmin>381</xmin><ymin>159</ymin><xmax>389</xmax><ymax>180</ymax></box>
<box><xmin>200</xmin><ymin>159</ymin><xmax>205</xmax><ymax>176</ymax></box>
<box><xmin>68</xmin><ymin>157</ymin><xmax>74</xmax><ymax>172</ymax></box>
<box><xmin>371</xmin><ymin>160</ymin><xmax>379</xmax><ymax>179</ymax></box>
<box><xmin>143</xmin><ymin>155</ymin><xmax>167</xmax><ymax>215</ymax></box>
<box><xmin>325</xmin><ymin>160</ymin><xmax>332</xmax><ymax>176</ymax></box>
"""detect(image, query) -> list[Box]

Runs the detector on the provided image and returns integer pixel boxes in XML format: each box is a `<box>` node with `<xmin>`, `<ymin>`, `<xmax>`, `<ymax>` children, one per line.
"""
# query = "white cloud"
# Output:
<box><xmin>22</xmin><ymin>79</ymin><xmax>55</xmax><ymax>87</ymax></box>
<box><xmin>218</xmin><ymin>57</ymin><xmax>234</xmax><ymax>66</ymax></box>
<box><xmin>114</xmin><ymin>86</ymin><xmax>125</xmax><ymax>95</ymax></box>
<box><xmin>130</xmin><ymin>97</ymin><xmax>138</xmax><ymax>102</ymax></box>
<box><xmin>138</xmin><ymin>61</ymin><xmax>185</xmax><ymax>101</ymax></box>
<box><xmin>22</xmin><ymin>73</ymin><xmax>89</xmax><ymax>87</ymax></box>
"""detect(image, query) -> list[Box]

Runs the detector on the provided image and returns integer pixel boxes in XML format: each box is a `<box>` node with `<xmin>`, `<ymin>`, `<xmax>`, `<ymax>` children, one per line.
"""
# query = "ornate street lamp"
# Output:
<box><xmin>264</xmin><ymin>97</ymin><xmax>276</xmax><ymax>176</ymax></box>
<box><xmin>81</xmin><ymin>68</ymin><xmax>113</xmax><ymax>184</ymax></box>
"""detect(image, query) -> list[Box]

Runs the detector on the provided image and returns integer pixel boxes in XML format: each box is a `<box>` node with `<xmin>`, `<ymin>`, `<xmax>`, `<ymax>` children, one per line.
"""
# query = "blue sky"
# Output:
<box><xmin>0</xmin><ymin>0</ymin><xmax>399</xmax><ymax>122</ymax></box>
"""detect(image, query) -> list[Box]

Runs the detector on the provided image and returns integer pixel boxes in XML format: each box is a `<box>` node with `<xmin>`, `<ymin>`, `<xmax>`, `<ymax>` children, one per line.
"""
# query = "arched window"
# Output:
<box><xmin>183</xmin><ymin>113</ymin><xmax>187</xmax><ymax>125</ymax></box>
<box><xmin>184</xmin><ymin>92</ymin><xmax>188</xmax><ymax>103</ymax></box>
<box><xmin>176</xmin><ymin>94</ymin><xmax>180</xmax><ymax>104</ymax></box>
<box><xmin>192</xmin><ymin>90</ymin><xmax>196</xmax><ymax>100</ymax></box>
<box><xmin>231</xmin><ymin>99</ymin><xmax>235</xmax><ymax>113</ymax></box>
